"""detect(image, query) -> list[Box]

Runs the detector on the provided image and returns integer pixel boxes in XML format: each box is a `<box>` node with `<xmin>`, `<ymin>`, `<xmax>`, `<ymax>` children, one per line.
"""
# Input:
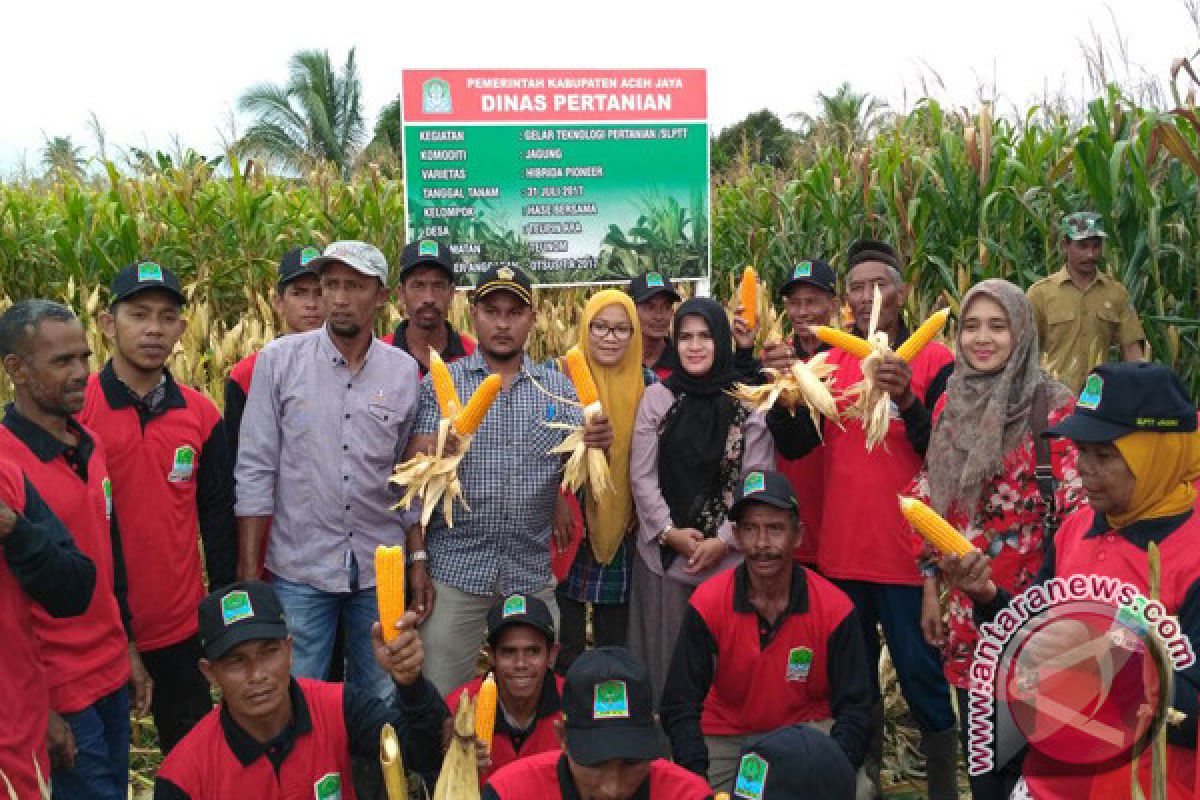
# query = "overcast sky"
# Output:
<box><xmin>2</xmin><ymin>0</ymin><xmax>1195</xmax><ymax>175</ymax></box>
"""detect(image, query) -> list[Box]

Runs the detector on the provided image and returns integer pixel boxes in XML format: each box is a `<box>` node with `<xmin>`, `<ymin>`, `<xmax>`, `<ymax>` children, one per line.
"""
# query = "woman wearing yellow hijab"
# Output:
<box><xmin>554</xmin><ymin>289</ymin><xmax>651</xmax><ymax>672</ymax></box>
<box><xmin>944</xmin><ymin>362</ymin><xmax>1200</xmax><ymax>800</ymax></box>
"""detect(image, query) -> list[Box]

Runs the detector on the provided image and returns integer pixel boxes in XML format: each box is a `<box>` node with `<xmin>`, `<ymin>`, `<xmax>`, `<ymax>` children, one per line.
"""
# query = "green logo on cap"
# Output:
<box><xmin>502</xmin><ymin>595</ymin><xmax>527</xmax><ymax>618</ymax></box>
<box><xmin>734</xmin><ymin>753</ymin><xmax>769</xmax><ymax>799</ymax></box>
<box><xmin>645</xmin><ymin>272</ymin><xmax>664</xmax><ymax>288</ymax></box>
<box><xmin>168</xmin><ymin>445</ymin><xmax>196</xmax><ymax>483</ymax></box>
<box><xmin>313</xmin><ymin>772</ymin><xmax>342</xmax><ymax>800</ymax></box>
<box><xmin>793</xmin><ymin>261</ymin><xmax>813</xmax><ymax>278</ymax></box>
<box><xmin>137</xmin><ymin>262</ymin><xmax>164</xmax><ymax>282</ymax></box>
<box><xmin>743</xmin><ymin>471</ymin><xmax>766</xmax><ymax>495</ymax></box>
<box><xmin>102</xmin><ymin>477</ymin><xmax>113</xmax><ymax>519</ymax></box>
<box><xmin>221</xmin><ymin>590</ymin><xmax>254</xmax><ymax>626</ymax></box>
<box><xmin>593</xmin><ymin>680</ymin><xmax>630</xmax><ymax>719</ymax></box>
<box><xmin>419</xmin><ymin>240</ymin><xmax>439</xmax><ymax>258</ymax></box>
<box><xmin>300</xmin><ymin>246</ymin><xmax>320</xmax><ymax>265</ymax></box>
<box><xmin>1078</xmin><ymin>374</ymin><xmax>1104</xmax><ymax>411</ymax></box>
<box><xmin>786</xmin><ymin>646</ymin><xmax>813</xmax><ymax>682</ymax></box>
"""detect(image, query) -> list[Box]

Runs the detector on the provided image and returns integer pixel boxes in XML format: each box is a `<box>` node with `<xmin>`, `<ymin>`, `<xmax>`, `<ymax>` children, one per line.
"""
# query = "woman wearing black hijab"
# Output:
<box><xmin>627</xmin><ymin>297</ymin><xmax>775</xmax><ymax>701</ymax></box>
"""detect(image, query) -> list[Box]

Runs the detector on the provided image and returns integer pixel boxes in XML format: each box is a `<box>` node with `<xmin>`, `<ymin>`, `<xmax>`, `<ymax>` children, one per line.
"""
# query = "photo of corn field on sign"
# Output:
<box><xmin>400</xmin><ymin>69</ymin><xmax>710</xmax><ymax>287</ymax></box>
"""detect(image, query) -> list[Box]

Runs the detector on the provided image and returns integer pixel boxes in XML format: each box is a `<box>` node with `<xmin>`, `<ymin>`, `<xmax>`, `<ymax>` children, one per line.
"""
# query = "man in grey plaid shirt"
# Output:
<box><xmin>405</xmin><ymin>265</ymin><xmax>613</xmax><ymax>694</ymax></box>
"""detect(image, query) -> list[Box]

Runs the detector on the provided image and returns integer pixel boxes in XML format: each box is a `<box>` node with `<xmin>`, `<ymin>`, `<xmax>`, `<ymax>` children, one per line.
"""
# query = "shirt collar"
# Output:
<box><xmin>1051</xmin><ymin>267</ymin><xmax>1111</xmax><ymax>288</ymax></box>
<box><xmin>495</xmin><ymin>671</ymin><xmax>561</xmax><ymax>738</ymax></box>
<box><xmin>556</xmin><ymin>753</ymin><xmax>651</xmax><ymax>800</ymax></box>
<box><xmin>98</xmin><ymin>360</ymin><xmax>185</xmax><ymax>412</ymax></box>
<box><xmin>1083</xmin><ymin>509</ymin><xmax>1194</xmax><ymax>548</ymax></box>
<box><xmin>732</xmin><ymin>563</ymin><xmax>809</xmax><ymax>616</ymax></box>
<box><xmin>461</xmin><ymin>349</ymin><xmax>534</xmax><ymax>379</ymax></box>
<box><xmin>317</xmin><ymin>325</ymin><xmax>385</xmax><ymax>370</ymax></box>
<box><xmin>792</xmin><ymin>335</ymin><xmax>830</xmax><ymax>360</ymax></box>
<box><xmin>392</xmin><ymin>319</ymin><xmax>469</xmax><ymax>360</ymax></box>
<box><xmin>2</xmin><ymin>403</ymin><xmax>94</xmax><ymax>465</ymax></box>
<box><xmin>219</xmin><ymin>679</ymin><xmax>313</xmax><ymax>768</ymax></box>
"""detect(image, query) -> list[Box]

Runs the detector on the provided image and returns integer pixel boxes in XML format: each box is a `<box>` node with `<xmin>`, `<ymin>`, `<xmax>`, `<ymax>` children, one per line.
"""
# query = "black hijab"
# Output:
<box><xmin>658</xmin><ymin>298</ymin><xmax>741</xmax><ymax>535</ymax></box>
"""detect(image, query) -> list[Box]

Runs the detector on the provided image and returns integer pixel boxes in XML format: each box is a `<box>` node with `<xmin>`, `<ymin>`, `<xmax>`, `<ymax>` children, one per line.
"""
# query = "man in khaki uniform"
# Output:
<box><xmin>1026</xmin><ymin>211</ymin><xmax>1145</xmax><ymax>392</ymax></box>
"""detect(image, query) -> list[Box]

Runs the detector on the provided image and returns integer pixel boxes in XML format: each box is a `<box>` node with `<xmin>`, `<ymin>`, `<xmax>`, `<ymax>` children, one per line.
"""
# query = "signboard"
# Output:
<box><xmin>400</xmin><ymin>69</ymin><xmax>709</xmax><ymax>287</ymax></box>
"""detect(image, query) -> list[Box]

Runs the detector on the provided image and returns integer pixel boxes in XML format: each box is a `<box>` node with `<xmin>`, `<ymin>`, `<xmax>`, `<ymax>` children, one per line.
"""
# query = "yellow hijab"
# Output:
<box><xmin>576</xmin><ymin>290</ymin><xmax>644</xmax><ymax>565</ymax></box>
<box><xmin>1109</xmin><ymin>430</ymin><xmax>1200</xmax><ymax>529</ymax></box>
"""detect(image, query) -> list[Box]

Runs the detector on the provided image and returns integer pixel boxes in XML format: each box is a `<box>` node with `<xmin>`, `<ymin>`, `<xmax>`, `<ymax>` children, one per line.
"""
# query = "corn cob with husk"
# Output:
<box><xmin>380</xmin><ymin>722</ymin><xmax>409</xmax><ymax>800</ymax></box>
<box><xmin>433</xmin><ymin>690</ymin><xmax>481</xmax><ymax>800</ymax></box>
<box><xmin>812</xmin><ymin>288</ymin><xmax>951</xmax><ymax>451</ymax></box>
<box><xmin>731</xmin><ymin>351</ymin><xmax>842</xmax><ymax>436</ymax></box>
<box><xmin>548</xmin><ymin>347</ymin><xmax>613</xmax><ymax>498</ymax></box>
<box><xmin>375</xmin><ymin>545</ymin><xmax>405</xmax><ymax>644</ymax></box>
<box><xmin>391</xmin><ymin>353</ymin><xmax>502</xmax><ymax>527</ymax></box>
<box><xmin>738</xmin><ymin>266</ymin><xmax>759</xmax><ymax>329</ymax></box>
<box><xmin>899</xmin><ymin>497</ymin><xmax>974</xmax><ymax>556</ymax></box>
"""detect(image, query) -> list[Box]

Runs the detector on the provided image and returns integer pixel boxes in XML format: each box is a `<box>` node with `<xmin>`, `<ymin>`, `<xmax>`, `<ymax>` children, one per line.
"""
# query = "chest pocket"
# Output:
<box><xmin>1045</xmin><ymin>305</ymin><xmax>1077</xmax><ymax>327</ymax></box>
<box><xmin>526</xmin><ymin>401</ymin><xmax>566</xmax><ymax>459</ymax></box>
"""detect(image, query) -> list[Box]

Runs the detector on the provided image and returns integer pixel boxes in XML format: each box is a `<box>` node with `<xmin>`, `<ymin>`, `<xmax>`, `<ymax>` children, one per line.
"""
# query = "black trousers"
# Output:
<box><xmin>555</xmin><ymin>592</ymin><xmax>629</xmax><ymax>674</ymax></box>
<box><xmin>139</xmin><ymin>635</ymin><xmax>213</xmax><ymax>754</ymax></box>
<box><xmin>956</xmin><ymin>687</ymin><xmax>1024</xmax><ymax>800</ymax></box>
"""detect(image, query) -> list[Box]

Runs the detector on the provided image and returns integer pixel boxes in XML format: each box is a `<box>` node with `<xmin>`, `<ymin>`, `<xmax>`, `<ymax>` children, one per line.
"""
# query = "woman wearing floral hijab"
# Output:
<box><xmin>628</xmin><ymin>297</ymin><xmax>774</xmax><ymax>701</ymax></box>
<box><xmin>909</xmin><ymin>279</ymin><xmax>1080</xmax><ymax>800</ymax></box>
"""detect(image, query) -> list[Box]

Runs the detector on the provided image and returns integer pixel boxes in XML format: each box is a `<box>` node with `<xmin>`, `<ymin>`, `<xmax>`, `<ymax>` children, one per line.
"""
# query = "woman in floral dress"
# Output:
<box><xmin>908</xmin><ymin>279</ymin><xmax>1081</xmax><ymax>800</ymax></box>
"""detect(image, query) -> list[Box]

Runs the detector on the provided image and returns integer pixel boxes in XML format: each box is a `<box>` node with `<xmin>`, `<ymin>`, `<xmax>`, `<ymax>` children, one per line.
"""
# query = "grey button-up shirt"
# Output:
<box><xmin>235</xmin><ymin>326</ymin><xmax>421</xmax><ymax>592</ymax></box>
<box><xmin>414</xmin><ymin>350</ymin><xmax>582</xmax><ymax>596</ymax></box>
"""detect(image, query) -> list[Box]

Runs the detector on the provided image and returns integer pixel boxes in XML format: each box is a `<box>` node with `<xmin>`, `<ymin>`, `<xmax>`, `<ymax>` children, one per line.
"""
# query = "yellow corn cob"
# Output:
<box><xmin>563</xmin><ymin>346</ymin><xmax>599</xmax><ymax>407</ymax></box>
<box><xmin>453</xmin><ymin>374</ymin><xmax>502</xmax><ymax>436</ymax></box>
<box><xmin>811</xmin><ymin>325</ymin><xmax>875</xmax><ymax>360</ymax></box>
<box><xmin>380</xmin><ymin>723</ymin><xmax>408</xmax><ymax>800</ymax></box>
<box><xmin>375</xmin><ymin>545</ymin><xmax>405</xmax><ymax>644</ymax></box>
<box><xmin>474</xmin><ymin>672</ymin><xmax>497</xmax><ymax>751</ymax></box>
<box><xmin>899</xmin><ymin>497</ymin><xmax>973</xmax><ymax>556</ymax></box>
<box><xmin>895</xmin><ymin>308</ymin><xmax>951</xmax><ymax>362</ymax></box>
<box><xmin>738</xmin><ymin>266</ymin><xmax>758</xmax><ymax>329</ymax></box>
<box><xmin>429</xmin><ymin>348</ymin><xmax>462</xmax><ymax>418</ymax></box>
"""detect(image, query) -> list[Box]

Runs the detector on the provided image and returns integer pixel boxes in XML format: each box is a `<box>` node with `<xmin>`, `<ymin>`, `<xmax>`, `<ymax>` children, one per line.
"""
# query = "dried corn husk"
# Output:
<box><xmin>731</xmin><ymin>351</ymin><xmax>842</xmax><ymax>435</ymax></box>
<box><xmin>390</xmin><ymin>417</ymin><xmax>471</xmax><ymax>528</ymax></box>
<box><xmin>380</xmin><ymin>723</ymin><xmax>408</xmax><ymax>800</ymax></box>
<box><xmin>840</xmin><ymin>286</ymin><xmax>895</xmax><ymax>451</ymax></box>
<box><xmin>433</xmin><ymin>691</ymin><xmax>480</xmax><ymax>800</ymax></box>
<box><xmin>548</xmin><ymin>401</ymin><xmax>614</xmax><ymax>498</ymax></box>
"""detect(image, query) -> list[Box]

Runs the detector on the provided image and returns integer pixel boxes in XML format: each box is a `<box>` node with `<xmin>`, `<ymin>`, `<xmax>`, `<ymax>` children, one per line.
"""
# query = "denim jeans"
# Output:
<box><xmin>835</xmin><ymin>580</ymin><xmax>956</xmax><ymax>734</ymax></box>
<box><xmin>271</xmin><ymin>575</ymin><xmax>394</xmax><ymax>702</ymax></box>
<box><xmin>52</xmin><ymin>686</ymin><xmax>130</xmax><ymax>800</ymax></box>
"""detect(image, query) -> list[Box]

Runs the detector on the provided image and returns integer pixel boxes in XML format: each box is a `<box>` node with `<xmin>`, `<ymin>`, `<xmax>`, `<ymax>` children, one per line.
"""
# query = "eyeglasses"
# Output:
<box><xmin>589</xmin><ymin>321</ymin><xmax>634</xmax><ymax>341</ymax></box>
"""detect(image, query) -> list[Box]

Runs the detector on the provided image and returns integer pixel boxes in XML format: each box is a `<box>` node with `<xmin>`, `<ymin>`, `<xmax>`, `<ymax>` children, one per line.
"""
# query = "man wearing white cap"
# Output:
<box><xmin>234</xmin><ymin>241</ymin><xmax>423</xmax><ymax>703</ymax></box>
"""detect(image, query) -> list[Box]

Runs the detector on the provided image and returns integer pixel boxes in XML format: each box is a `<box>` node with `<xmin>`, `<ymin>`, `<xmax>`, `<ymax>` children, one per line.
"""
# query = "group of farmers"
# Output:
<box><xmin>2</xmin><ymin>210</ymin><xmax>1197</xmax><ymax>800</ymax></box>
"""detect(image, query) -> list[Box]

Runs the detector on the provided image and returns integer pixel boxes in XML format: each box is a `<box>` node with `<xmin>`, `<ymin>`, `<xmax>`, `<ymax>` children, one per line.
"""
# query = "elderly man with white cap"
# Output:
<box><xmin>234</xmin><ymin>241</ymin><xmax>423</xmax><ymax>702</ymax></box>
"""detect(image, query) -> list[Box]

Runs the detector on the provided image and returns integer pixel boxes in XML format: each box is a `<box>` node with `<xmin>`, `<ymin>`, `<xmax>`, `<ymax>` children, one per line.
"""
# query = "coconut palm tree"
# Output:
<box><xmin>793</xmin><ymin>83</ymin><xmax>888</xmax><ymax>151</ymax></box>
<box><xmin>237</xmin><ymin>49</ymin><xmax>365</xmax><ymax>177</ymax></box>
<box><xmin>41</xmin><ymin>136</ymin><xmax>86</xmax><ymax>181</ymax></box>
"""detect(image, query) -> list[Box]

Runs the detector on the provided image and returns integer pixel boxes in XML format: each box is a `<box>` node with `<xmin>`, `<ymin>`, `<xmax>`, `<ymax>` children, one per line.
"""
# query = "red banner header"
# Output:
<box><xmin>401</xmin><ymin>69</ymin><xmax>707</xmax><ymax>123</ymax></box>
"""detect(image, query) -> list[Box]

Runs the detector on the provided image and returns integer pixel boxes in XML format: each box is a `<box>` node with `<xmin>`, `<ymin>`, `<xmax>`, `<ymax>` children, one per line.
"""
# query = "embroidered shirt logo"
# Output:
<box><xmin>786</xmin><ymin>646</ymin><xmax>813</xmax><ymax>682</ymax></box>
<box><xmin>168</xmin><ymin>445</ymin><xmax>196</xmax><ymax>483</ymax></box>
<box><xmin>313</xmin><ymin>773</ymin><xmax>342</xmax><ymax>800</ymax></box>
<box><xmin>102</xmin><ymin>477</ymin><xmax>113</xmax><ymax>519</ymax></box>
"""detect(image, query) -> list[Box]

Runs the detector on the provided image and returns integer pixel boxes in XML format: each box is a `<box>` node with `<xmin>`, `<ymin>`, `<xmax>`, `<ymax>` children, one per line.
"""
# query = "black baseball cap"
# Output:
<box><xmin>277</xmin><ymin>245</ymin><xmax>322</xmax><ymax>289</ymax></box>
<box><xmin>474</xmin><ymin>265</ymin><xmax>533</xmax><ymax>306</ymax></box>
<box><xmin>627</xmin><ymin>271</ymin><xmax>682</xmax><ymax>304</ymax></box>
<box><xmin>1045</xmin><ymin>362</ymin><xmax>1197</xmax><ymax>443</ymax></box>
<box><xmin>728</xmin><ymin>469</ymin><xmax>799</xmax><ymax>522</ymax></box>
<box><xmin>562</xmin><ymin>647</ymin><xmax>662</xmax><ymax>766</ymax></box>
<box><xmin>733</xmin><ymin>725</ymin><xmax>856</xmax><ymax>799</ymax></box>
<box><xmin>109</xmin><ymin>260</ymin><xmax>186</xmax><ymax>307</ymax></box>
<box><xmin>486</xmin><ymin>593</ymin><xmax>556</xmax><ymax>647</ymax></box>
<box><xmin>780</xmin><ymin>259</ymin><xmax>837</xmax><ymax>296</ymax></box>
<box><xmin>400</xmin><ymin>238</ymin><xmax>456</xmax><ymax>282</ymax></box>
<box><xmin>198</xmin><ymin>580</ymin><xmax>289</xmax><ymax>661</ymax></box>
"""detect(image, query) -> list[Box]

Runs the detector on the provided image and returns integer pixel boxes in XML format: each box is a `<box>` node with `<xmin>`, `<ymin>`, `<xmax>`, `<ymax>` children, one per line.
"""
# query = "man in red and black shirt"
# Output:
<box><xmin>81</xmin><ymin>260</ymin><xmax>238</xmax><ymax>753</ymax></box>
<box><xmin>381</xmin><ymin>238</ymin><xmax>476</xmax><ymax>374</ymax></box>
<box><xmin>0</xmin><ymin>455</ymin><xmax>95</xmax><ymax>800</ymax></box>
<box><xmin>760</xmin><ymin>259</ymin><xmax>840</xmax><ymax>567</ymax></box>
<box><xmin>223</xmin><ymin>245</ymin><xmax>325</xmax><ymax>460</ymax></box>
<box><xmin>768</xmin><ymin>240</ymin><xmax>958</xmax><ymax>798</ymax></box>
<box><xmin>440</xmin><ymin>593</ymin><xmax>564</xmax><ymax>784</ymax></box>
<box><xmin>627</xmin><ymin>271</ymin><xmax>681</xmax><ymax>380</ymax></box>
<box><xmin>0</xmin><ymin>299</ymin><xmax>153</xmax><ymax>799</ymax></box>
<box><xmin>661</xmin><ymin>469</ymin><xmax>872</xmax><ymax>794</ymax></box>
<box><xmin>484</xmin><ymin>647</ymin><xmax>712</xmax><ymax>800</ymax></box>
<box><xmin>155</xmin><ymin>580</ymin><xmax>447</xmax><ymax>800</ymax></box>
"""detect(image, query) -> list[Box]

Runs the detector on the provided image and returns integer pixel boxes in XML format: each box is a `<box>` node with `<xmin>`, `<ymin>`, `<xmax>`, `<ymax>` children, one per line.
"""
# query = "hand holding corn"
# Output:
<box><xmin>372</xmin><ymin>611</ymin><xmax>424</xmax><ymax>687</ymax></box>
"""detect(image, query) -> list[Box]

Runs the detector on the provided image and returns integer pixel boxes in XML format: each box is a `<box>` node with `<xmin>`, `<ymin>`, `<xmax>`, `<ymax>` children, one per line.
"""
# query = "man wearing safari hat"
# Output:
<box><xmin>1027</xmin><ymin>211</ymin><xmax>1146</xmax><ymax>393</ymax></box>
<box><xmin>483</xmin><ymin>647</ymin><xmax>712</xmax><ymax>799</ymax></box>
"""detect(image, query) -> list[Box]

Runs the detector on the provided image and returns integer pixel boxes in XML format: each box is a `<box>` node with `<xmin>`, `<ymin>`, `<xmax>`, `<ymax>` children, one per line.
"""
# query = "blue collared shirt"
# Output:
<box><xmin>414</xmin><ymin>350</ymin><xmax>582</xmax><ymax>595</ymax></box>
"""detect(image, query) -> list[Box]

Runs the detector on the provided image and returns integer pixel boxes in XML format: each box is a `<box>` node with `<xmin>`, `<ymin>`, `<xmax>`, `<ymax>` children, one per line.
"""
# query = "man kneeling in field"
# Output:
<box><xmin>154</xmin><ymin>581</ymin><xmax>447</xmax><ymax>799</ymax></box>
